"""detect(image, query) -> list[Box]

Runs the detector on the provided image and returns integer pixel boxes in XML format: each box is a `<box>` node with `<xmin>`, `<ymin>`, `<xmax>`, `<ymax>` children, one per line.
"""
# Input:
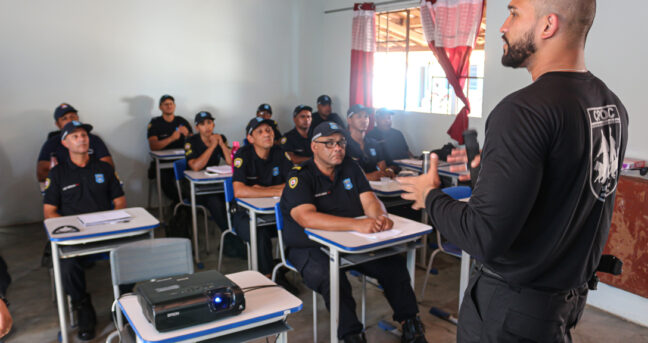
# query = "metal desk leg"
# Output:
<box><xmin>329</xmin><ymin>248</ymin><xmax>339</xmax><ymax>343</ymax></box>
<box><xmin>277</xmin><ymin>328</ymin><xmax>288</xmax><ymax>343</ymax></box>
<box><xmin>155</xmin><ymin>158</ymin><xmax>163</xmax><ymax>221</ymax></box>
<box><xmin>407</xmin><ymin>248</ymin><xmax>416</xmax><ymax>289</ymax></box>
<box><xmin>249</xmin><ymin>210</ymin><xmax>258</xmax><ymax>271</ymax></box>
<box><xmin>418</xmin><ymin>210</ymin><xmax>429</xmax><ymax>268</ymax></box>
<box><xmin>459</xmin><ymin>251</ymin><xmax>470</xmax><ymax>311</ymax></box>
<box><xmin>190</xmin><ymin>181</ymin><xmax>200</xmax><ymax>264</ymax></box>
<box><xmin>52</xmin><ymin>242</ymin><xmax>69</xmax><ymax>343</ymax></box>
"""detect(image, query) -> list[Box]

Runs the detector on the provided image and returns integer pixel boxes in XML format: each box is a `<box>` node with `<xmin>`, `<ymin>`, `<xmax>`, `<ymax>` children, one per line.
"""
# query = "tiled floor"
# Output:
<box><xmin>1</xmin><ymin>216</ymin><xmax>647</xmax><ymax>343</ymax></box>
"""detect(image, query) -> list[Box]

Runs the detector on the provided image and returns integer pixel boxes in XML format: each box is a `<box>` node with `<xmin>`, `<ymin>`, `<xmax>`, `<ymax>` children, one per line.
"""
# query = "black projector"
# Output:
<box><xmin>135</xmin><ymin>270</ymin><xmax>245</xmax><ymax>332</ymax></box>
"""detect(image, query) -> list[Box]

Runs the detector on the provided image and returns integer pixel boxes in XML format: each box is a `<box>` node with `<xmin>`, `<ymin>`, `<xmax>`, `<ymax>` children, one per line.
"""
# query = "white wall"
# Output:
<box><xmin>0</xmin><ymin>0</ymin><xmax>312</xmax><ymax>225</ymax></box>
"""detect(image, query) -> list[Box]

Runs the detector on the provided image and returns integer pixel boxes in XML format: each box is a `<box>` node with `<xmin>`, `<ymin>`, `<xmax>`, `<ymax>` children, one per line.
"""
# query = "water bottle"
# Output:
<box><xmin>230</xmin><ymin>141</ymin><xmax>240</xmax><ymax>173</ymax></box>
<box><xmin>422</xmin><ymin>151</ymin><xmax>431</xmax><ymax>173</ymax></box>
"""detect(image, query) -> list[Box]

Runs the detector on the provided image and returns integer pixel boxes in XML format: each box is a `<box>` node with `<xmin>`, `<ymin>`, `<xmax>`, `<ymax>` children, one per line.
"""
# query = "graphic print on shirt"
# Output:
<box><xmin>587</xmin><ymin>105</ymin><xmax>621</xmax><ymax>200</ymax></box>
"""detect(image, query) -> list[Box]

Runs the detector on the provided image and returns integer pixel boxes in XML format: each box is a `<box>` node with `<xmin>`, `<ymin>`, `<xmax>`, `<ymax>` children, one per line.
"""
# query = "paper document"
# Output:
<box><xmin>206</xmin><ymin>165</ymin><xmax>232</xmax><ymax>174</ymax></box>
<box><xmin>397</xmin><ymin>159</ymin><xmax>422</xmax><ymax>167</ymax></box>
<box><xmin>78</xmin><ymin>210</ymin><xmax>132</xmax><ymax>226</ymax></box>
<box><xmin>351</xmin><ymin>229</ymin><xmax>401</xmax><ymax>240</ymax></box>
<box><xmin>171</xmin><ymin>149</ymin><xmax>185</xmax><ymax>155</ymax></box>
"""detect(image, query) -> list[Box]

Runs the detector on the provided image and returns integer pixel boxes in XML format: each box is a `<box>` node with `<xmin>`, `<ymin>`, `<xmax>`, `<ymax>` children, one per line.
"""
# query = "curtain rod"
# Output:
<box><xmin>324</xmin><ymin>0</ymin><xmax>416</xmax><ymax>14</ymax></box>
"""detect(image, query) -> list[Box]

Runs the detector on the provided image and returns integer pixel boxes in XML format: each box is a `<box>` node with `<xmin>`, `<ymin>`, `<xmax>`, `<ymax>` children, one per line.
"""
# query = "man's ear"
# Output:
<box><xmin>246</xmin><ymin>133</ymin><xmax>254</xmax><ymax>144</ymax></box>
<box><xmin>540</xmin><ymin>13</ymin><xmax>560</xmax><ymax>40</ymax></box>
<box><xmin>61</xmin><ymin>138</ymin><xmax>70</xmax><ymax>149</ymax></box>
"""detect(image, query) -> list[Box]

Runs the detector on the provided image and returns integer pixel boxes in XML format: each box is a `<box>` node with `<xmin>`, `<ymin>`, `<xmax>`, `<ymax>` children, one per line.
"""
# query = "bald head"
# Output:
<box><xmin>532</xmin><ymin>0</ymin><xmax>596</xmax><ymax>44</ymax></box>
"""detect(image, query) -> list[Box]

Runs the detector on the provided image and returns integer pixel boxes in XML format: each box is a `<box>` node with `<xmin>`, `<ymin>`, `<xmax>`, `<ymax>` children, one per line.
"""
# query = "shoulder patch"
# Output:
<box><xmin>234</xmin><ymin>157</ymin><xmax>243</xmax><ymax>168</ymax></box>
<box><xmin>281</xmin><ymin>136</ymin><xmax>287</xmax><ymax>145</ymax></box>
<box><xmin>44</xmin><ymin>178</ymin><xmax>51</xmax><ymax>190</ymax></box>
<box><xmin>284</xmin><ymin>151</ymin><xmax>291</xmax><ymax>161</ymax></box>
<box><xmin>289</xmin><ymin>177</ymin><xmax>298</xmax><ymax>189</ymax></box>
<box><xmin>147</xmin><ymin>123</ymin><xmax>152</xmax><ymax>130</ymax></box>
<box><xmin>184</xmin><ymin>142</ymin><xmax>191</xmax><ymax>150</ymax></box>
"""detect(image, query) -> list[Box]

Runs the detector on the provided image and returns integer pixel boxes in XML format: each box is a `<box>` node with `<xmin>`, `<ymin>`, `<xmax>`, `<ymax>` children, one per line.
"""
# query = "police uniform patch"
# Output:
<box><xmin>147</xmin><ymin>123</ymin><xmax>152</xmax><ymax>130</ymax></box>
<box><xmin>292</xmin><ymin>165</ymin><xmax>302</xmax><ymax>170</ymax></box>
<box><xmin>185</xmin><ymin>149</ymin><xmax>192</xmax><ymax>156</ymax></box>
<box><xmin>343</xmin><ymin>178</ymin><xmax>353</xmax><ymax>190</ymax></box>
<box><xmin>329</xmin><ymin>122</ymin><xmax>339</xmax><ymax>129</ymax></box>
<box><xmin>44</xmin><ymin>178</ymin><xmax>51</xmax><ymax>190</ymax></box>
<box><xmin>95</xmin><ymin>173</ymin><xmax>105</xmax><ymax>184</ymax></box>
<box><xmin>284</xmin><ymin>151</ymin><xmax>291</xmax><ymax>161</ymax></box>
<box><xmin>185</xmin><ymin>143</ymin><xmax>191</xmax><ymax>150</ymax></box>
<box><xmin>272</xmin><ymin>166</ymin><xmax>279</xmax><ymax>176</ymax></box>
<box><xmin>289</xmin><ymin>177</ymin><xmax>298</xmax><ymax>189</ymax></box>
<box><xmin>234</xmin><ymin>158</ymin><xmax>243</xmax><ymax>168</ymax></box>
<box><xmin>281</xmin><ymin>137</ymin><xmax>287</xmax><ymax>145</ymax></box>
<box><xmin>369</xmin><ymin>148</ymin><xmax>377</xmax><ymax>156</ymax></box>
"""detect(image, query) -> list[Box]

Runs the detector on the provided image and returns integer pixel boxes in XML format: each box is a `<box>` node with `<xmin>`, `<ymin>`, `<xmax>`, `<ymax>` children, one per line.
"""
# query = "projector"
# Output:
<box><xmin>135</xmin><ymin>270</ymin><xmax>245</xmax><ymax>332</ymax></box>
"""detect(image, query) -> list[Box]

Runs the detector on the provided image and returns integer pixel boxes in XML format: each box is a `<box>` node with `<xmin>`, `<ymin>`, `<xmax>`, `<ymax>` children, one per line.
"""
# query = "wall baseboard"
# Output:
<box><xmin>586</xmin><ymin>282</ymin><xmax>648</xmax><ymax>328</ymax></box>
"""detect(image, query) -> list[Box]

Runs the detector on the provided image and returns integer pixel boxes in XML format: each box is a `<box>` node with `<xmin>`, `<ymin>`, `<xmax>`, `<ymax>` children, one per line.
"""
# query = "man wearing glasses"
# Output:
<box><xmin>280</xmin><ymin>122</ymin><xmax>426</xmax><ymax>343</ymax></box>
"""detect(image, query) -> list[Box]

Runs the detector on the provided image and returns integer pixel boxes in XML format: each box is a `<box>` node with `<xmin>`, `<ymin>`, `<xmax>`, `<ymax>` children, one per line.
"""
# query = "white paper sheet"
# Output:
<box><xmin>350</xmin><ymin>229</ymin><xmax>401</xmax><ymax>240</ymax></box>
<box><xmin>77</xmin><ymin>210</ymin><xmax>132</xmax><ymax>226</ymax></box>
<box><xmin>206</xmin><ymin>165</ymin><xmax>232</xmax><ymax>174</ymax></box>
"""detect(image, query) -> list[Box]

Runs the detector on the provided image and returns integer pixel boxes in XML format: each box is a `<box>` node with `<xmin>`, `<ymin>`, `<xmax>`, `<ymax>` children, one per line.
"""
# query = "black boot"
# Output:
<box><xmin>342</xmin><ymin>331</ymin><xmax>367</xmax><ymax>343</ymax></box>
<box><xmin>73</xmin><ymin>294</ymin><xmax>96</xmax><ymax>341</ymax></box>
<box><xmin>401</xmin><ymin>316</ymin><xmax>427</xmax><ymax>343</ymax></box>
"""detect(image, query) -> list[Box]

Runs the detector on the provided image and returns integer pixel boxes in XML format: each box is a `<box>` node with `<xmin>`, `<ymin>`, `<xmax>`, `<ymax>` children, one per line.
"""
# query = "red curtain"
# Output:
<box><xmin>420</xmin><ymin>0</ymin><xmax>484</xmax><ymax>144</ymax></box>
<box><xmin>349</xmin><ymin>3</ymin><xmax>376</xmax><ymax>128</ymax></box>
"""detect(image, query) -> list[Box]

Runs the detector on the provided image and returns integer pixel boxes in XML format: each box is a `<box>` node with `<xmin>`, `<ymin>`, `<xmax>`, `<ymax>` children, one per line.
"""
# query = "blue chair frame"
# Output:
<box><xmin>217</xmin><ymin>178</ymin><xmax>251</xmax><ymax>271</ymax></box>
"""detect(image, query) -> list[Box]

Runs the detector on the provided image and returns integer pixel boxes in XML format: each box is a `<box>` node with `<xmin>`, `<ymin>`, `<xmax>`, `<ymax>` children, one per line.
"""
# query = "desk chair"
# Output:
<box><xmin>107</xmin><ymin>238</ymin><xmax>193</xmax><ymax>340</ymax></box>
<box><xmin>271</xmin><ymin>203</ymin><xmax>367</xmax><ymax>342</ymax></box>
<box><xmin>420</xmin><ymin>186</ymin><xmax>472</xmax><ymax>300</ymax></box>
<box><xmin>173</xmin><ymin>159</ymin><xmax>211</xmax><ymax>253</ymax></box>
<box><xmin>217</xmin><ymin>178</ymin><xmax>251</xmax><ymax>271</ymax></box>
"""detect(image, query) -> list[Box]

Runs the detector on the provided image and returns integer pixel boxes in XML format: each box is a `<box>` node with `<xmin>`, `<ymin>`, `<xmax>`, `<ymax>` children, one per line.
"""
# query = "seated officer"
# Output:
<box><xmin>310</xmin><ymin>95</ymin><xmax>346</xmax><ymax>134</ymax></box>
<box><xmin>232</xmin><ymin>117</ymin><xmax>296</xmax><ymax>291</ymax></box>
<box><xmin>147</xmin><ymin>94</ymin><xmax>193</xmax><ymax>203</ymax></box>
<box><xmin>280</xmin><ymin>105</ymin><xmax>313</xmax><ymax>165</ymax></box>
<box><xmin>346</xmin><ymin>104</ymin><xmax>397</xmax><ymax>181</ymax></box>
<box><xmin>43</xmin><ymin>121</ymin><xmax>126</xmax><ymax>341</ymax></box>
<box><xmin>185</xmin><ymin>111</ymin><xmax>231</xmax><ymax>232</ymax></box>
<box><xmin>280</xmin><ymin>122</ymin><xmax>426</xmax><ymax>343</ymax></box>
<box><xmin>367</xmin><ymin>108</ymin><xmax>414</xmax><ymax>161</ymax></box>
<box><xmin>256</xmin><ymin>103</ymin><xmax>282</xmax><ymax>144</ymax></box>
<box><xmin>37</xmin><ymin>103</ymin><xmax>113</xmax><ymax>182</ymax></box>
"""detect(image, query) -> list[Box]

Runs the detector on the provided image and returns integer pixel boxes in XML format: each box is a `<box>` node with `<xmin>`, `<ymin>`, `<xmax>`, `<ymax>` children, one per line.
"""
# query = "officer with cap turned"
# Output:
<box><xmin>310</xmin><ymin>95</ymin><xmax>346</xmax><ymax>134</ymax></box>
<box><xmin>280</xmin><ymin>105</ymin><xmax>313</xmax><ymax>165</ymax></box>
<box><xmin>256</xmin><ymin>103</ymin><xmax>282</xmax><ymax>144</ymax></box>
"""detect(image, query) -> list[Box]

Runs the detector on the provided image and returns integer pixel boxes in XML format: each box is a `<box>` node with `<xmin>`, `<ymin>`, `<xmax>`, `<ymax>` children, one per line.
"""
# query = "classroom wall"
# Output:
<box><xmin>0</xmin><ymin>0</ymin><xmax>313</xmax><ymax>226</ymax></box>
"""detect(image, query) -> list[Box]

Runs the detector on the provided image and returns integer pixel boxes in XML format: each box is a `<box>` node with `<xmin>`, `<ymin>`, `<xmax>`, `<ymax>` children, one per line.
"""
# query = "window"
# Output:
<box><xmin>373</xmin><ymin>8</ymin><xmax>486</xmax><ymax>117</ymax></box>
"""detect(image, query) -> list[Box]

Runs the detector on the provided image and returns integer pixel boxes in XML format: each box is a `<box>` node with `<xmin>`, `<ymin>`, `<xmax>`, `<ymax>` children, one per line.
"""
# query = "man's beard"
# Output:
<box><xmin>501</xmin><ymin>30</ymin><xmax>536</xmax><ymax>68</ymax></box>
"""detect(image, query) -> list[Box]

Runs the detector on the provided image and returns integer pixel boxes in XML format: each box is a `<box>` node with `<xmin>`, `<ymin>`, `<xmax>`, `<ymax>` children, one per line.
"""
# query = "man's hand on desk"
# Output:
<box><xmin>397</xmin><ymin>153</ymin><xmax>442</xmax><ymax>209</ymax></box>
<box><xmin>447</xmin><ymin>148</ymin><xmax>481</xmax><ymax>182</ymax></box>
<box><xmin>356</xmin><ymin>215</ymin><xmax>394</xmax><ymax>233</ymax></box>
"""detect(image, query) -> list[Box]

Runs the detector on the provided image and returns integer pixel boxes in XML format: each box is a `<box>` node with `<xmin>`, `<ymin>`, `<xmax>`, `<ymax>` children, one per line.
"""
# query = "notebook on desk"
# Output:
<box><xmin>206</xmin><ymin>165</ymin><xmax>232</xmax><ymax>174</ymax></box>
<box><xmin>77</xmin><ymin>210</ymin><xmax>132</xmax><ymax>226</ymax></box>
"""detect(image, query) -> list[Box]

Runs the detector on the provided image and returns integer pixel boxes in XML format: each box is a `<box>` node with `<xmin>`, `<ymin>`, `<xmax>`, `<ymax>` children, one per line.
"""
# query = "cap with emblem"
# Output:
<box><xmin>53</xmin><ymin>103</ymin><xmax>78</xmax><ymax>121</ymax></box>
<box><xmin>317</xmin><ymin>95</ymin><xmax>332</xmax><ymax>105</ymax></box>
<box><xmin>346</xmin><ymin>104</ymin><xmax>367</xmax><ymax>118</ymax></box>
<box><xmin>60</xmin><ymin>121</ymin><xmax>93</xmax><ymax>141</ymax></box>
<box><xmin>257</xmin><ymin>103</ymin><xmax>272</xmax><ymax>114</ymax></box>
<box><xmin>245</xmin><ymin>117</ymin><xmax>276</xmax><ymax>136</ymax></box>
<box><xmin>293</xmin><ymin>105</ymin><xmax>313</xmax><ymax>117</ymax></box>
<box><xmin>159</xmin><ymin>94</ymin><xmax>175</xmax><ymax>105</ymax></box>
<box><xmin>375</xmin><ymin>107</ymin><xmax>394</xmax><ymax>117</ymax></box>
<box><xmin>311</xmin><ymin>121</ymin><xmax>346</xmax><ymax>141</ymax></box>
<box><xmin>194</xmin><ymin>111</ymin><xmax>215</xmax><ymax>125</ymax></box>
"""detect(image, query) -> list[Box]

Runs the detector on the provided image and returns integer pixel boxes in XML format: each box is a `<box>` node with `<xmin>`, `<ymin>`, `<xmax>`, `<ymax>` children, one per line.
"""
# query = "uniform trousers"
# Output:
<box><xmin>458</xmin><ymin>267</ymin><xmax>588</xmax><ymax>343</ymax></box>
<box><xmin>288</xmin><ymin>247</ymin><xmax>419</xmax><ymax>339</ymax></box>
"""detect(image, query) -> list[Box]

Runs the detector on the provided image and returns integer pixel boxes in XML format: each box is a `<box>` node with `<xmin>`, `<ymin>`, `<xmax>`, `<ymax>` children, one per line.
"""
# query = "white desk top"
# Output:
<box><xmin>305</xmin><ymin>214</ymin><xmax>432</xmax><ymax>252</ymax></box>
<box><xmin>236</xmin><ymin>197</ymin><xmax>280</xmax><ymax>211</ymax></box>
<box><xmin>149</xmin><ymin>149</ymin><xmax>186</xmax><ymax>159</ymax></box>
<box><xmin>394</xmin><ymin>159</ymin><xmax>467</xmax><ymax>178</ymax></box>
<box><xmin>370</xmin><ymin>179</ymin><xmax>402</xmax><ymax>196</ymax></box>
<box><xmin>119</xmin><ymin>271</ymin><xmax>303</xmax><ymax>343</ymax></box>
<box><xmin>184</xmin><ymin>170</ymin><xmax>232</xmax><ymax>182</ymax></box>
<box><xmin>44</xmin><ymin>207</ymin><xmax>158</xmax><ymax>242</ymax></box>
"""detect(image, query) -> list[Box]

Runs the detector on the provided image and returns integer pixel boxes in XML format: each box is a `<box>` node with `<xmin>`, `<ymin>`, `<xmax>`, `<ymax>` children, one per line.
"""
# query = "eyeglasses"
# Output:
<box><xmin>314</xmin><ymin>139</ymin><xmax>347</xmax><ymax>148</ymax></box>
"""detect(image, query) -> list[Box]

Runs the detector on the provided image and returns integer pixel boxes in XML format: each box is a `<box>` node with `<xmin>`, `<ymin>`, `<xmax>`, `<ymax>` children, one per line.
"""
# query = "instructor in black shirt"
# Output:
<box><xmin>399</xmin><ymin>1</ymin><xmax>629</xmax><ymax>342</ymax></box>
<box><xmin>281</xmin><ymin>122</ymin><xmax>426</xmax><ymax>343</ymax></box>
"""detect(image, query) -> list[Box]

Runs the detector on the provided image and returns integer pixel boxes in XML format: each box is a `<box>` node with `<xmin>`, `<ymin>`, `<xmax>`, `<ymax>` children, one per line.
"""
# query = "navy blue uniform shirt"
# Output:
<box><xmin>280</xmin><ymin>128</ymin><xmax>313</xmax><ymax>158</ymax></box>
<box><xmin>366</xmin><ymin>127</ymin><xmax>410</xmax><ymax>161</ymax></box>
<box><xmin>232</xmin><ymin>145</ymin><xmax>292</xmax><ymax>187</ymax></box>
<box><xmin>346</xmin><ymin>136</ymin><xmax>387</xmax><ymax>174</ymax></box>
<box><xmin>147</xmin><ymin>115</ymin><xmax>192</xmax><ymax>150</ymax></box>
<box><xmin>184</xmin><ymin>133</ymin><xmax>227</xmax><ymax>167</ymax></box>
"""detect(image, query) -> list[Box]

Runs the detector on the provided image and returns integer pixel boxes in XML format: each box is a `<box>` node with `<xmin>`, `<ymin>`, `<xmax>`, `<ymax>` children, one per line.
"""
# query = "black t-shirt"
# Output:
<box><xmin>280</xmin><ymin>157</ymin><xmax>372</xmax><ymax>249</ymax></box>
<box><xmin>309</xmin><ymin>112</ymin><xmax>346</xmax><ymax>137</ymax></box>
<box><xmin>38</xmin><ymin>133</ymin><xmax>111</xmax><ymax>162</ymax></box>
<box><xmin>366</xmin><ymin>127</ymin><xmax>410</xmax><ymax>161</ymax></box>
<box><xmin>184</xmin><ymin>133</ymin><xmax>227</xmax><ymax>167</ymax></box>
<box><xmin>43</xmin><ymin>157</ymin><xmax>125</xmax><ymax>216</ymax></box>
<box><xmin>146</xmin><ymin>115</ymin><xmax>193</xmax><ymax>150</ymax></box>
<box><xmin>232</xmin><ymin>145</ymin><xmax>292</xmax><ymax>187</ymax></box>
<box><xmin>424</xmin><ymin>72</ymin><xmax>629</xmax><ymax>291</ymax></box>
<box><xmin>280</xmin><ymin>128</ymin><xmax>313</xmax><ymax>158</ymax></box>
<box><xmin>346</xmin><ymin>136</ymin><xmax>387</xmax><ymax>173</ymax></box>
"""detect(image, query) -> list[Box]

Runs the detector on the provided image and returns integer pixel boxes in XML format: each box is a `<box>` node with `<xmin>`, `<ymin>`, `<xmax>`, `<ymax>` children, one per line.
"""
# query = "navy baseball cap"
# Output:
<box><xmin>311</xmin><ymin>121</ymin><xmax>346</xmax><ymax>141</ymax></box>
<box><xmin>317</xmin><ymin>95</ymin><xmax>332</xmax><ymax>105</ymax></box>
<box><xmin>194</xmin><ymin>111</ymin><xmax>215</xmax><ymax>125</ymax></box>
<box><xmin>159</xmin><ymin>94</ymin><xmax>175</xmax><ymax>105</ymax></box>
<box><xmin>257</xmin><ymin>103</ymin><xmax>272</xmax><ymax>114</ymax></box>
<box><xmin>346</xmin><ymin>104</ymin><xmax>367</xmax><ymax>118</ymax></box>
<box><xmin>375</xmin><ymin>108</ymin><xmax>395</xmax><ymax>117</ymax></box>
<box><xmin>293</xmin><ymin>105</ymin><xmax>313</xmax><ymax>117</ymax></box>
<box><xmin>53</xmin><ymin>103</ymin><xmax>78</xmax><ymax>121</ymax></box>
<box><xmin>245</xmin><ymin>117</ymin><xmax>276</xmax><ymax>136</ymax></box>
<box><xmin>60</xmin><ymin>121</ymin><xmax>92</xmax><ymax>141</ymax></box>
